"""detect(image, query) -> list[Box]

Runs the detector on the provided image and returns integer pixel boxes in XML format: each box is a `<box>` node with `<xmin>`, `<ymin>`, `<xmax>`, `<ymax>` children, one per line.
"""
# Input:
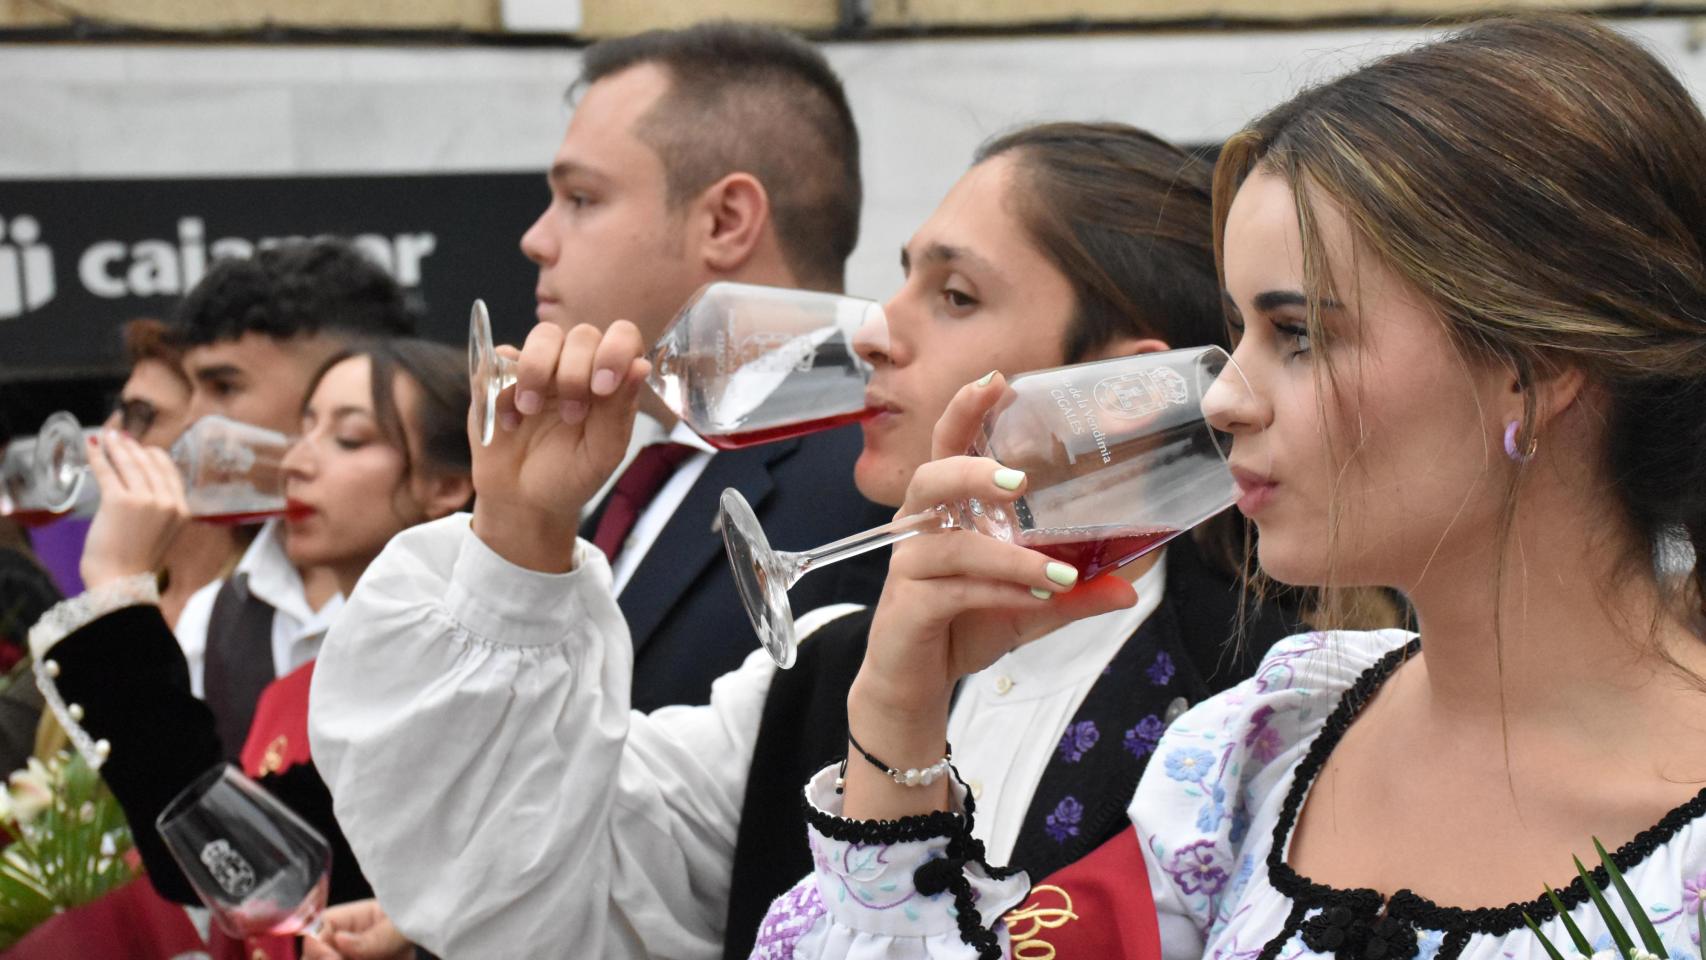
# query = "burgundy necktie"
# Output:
<box><xmin>592</xmin><ymin>442</ymin><xmax>698</xmax><ymax>562</ymax></box>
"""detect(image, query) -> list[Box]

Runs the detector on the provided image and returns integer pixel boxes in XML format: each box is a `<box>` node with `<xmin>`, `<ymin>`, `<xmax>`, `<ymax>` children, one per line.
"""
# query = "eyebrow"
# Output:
<box><xmin>548</xmin><ymin>160</ymin><xmax>607</xmax><ymax>191</ymax></box>
<box><xmin>899</xmin><ymin>241</ymin><xmax>997</xmax><ymax>277</ymax></box>
<box><xmin>1252</xmin><ymin>290</ymin><xmax>1343</xmax><ymax>312</ymax></box>
<box><xmin>303</xmin><ymin>405</ymin><xmax>373</xmax><ymax>421</ymax></box>
<box><xmin>189</xmin><ymin>364</ymin><xmax>242</xmax><ymax>384</ymax></box>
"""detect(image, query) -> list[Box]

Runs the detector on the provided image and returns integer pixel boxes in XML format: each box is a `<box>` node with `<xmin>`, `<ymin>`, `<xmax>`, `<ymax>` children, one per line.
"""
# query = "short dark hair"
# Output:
<box><xmin>176</xmin><ymin>237</ymin><xmax>416</xmax><ymax>347</ymax></box>
<box><xmin>577</xmin><ymin>21</ymin><xmax>862</xmax><ymax>290</ymax></box>
<box><xmin>974</xmin><ymin>122</ymin><xmax>1221</xmax><ymax>364</ymax></box>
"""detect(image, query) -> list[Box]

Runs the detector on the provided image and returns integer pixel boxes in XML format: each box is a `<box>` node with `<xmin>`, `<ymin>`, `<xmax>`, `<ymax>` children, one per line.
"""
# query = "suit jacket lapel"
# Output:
<box><xmin>617</xmin><ymin>439</ymin><xmax>795</xmax><ymax>651</ymax></box>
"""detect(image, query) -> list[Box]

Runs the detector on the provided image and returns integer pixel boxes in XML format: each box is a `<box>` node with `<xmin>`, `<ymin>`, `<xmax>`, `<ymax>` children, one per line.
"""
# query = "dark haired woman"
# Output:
<box><xmin>757</xmin><ymin>14</ymin><xmax>1706</xmax><ymax>960</ymax></box>
<box><xmin>24</xmin><ymin>338</ymin><xmax>471</xmax><ymax>959</ymax></box>
<box><xmin>308</xmin><ymin>121</ymin><xmax>1318</xmax><ymax>959</ymax></box>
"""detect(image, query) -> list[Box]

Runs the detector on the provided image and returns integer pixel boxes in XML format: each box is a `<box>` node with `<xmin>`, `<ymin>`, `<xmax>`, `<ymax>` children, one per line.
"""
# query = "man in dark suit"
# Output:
<box><xmin>515</xmin><ymin>23</ymin><xmax>890</xmax><ymax>711</ymax></box>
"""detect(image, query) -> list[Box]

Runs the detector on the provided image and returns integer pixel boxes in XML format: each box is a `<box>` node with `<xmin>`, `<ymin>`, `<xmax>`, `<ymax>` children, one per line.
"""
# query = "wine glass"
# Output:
<box><xmin>156</xmin><ymin>764</ymin><xmax>331</xmax><ymax>939</ymax></box>
<box><xmin>31</xmin><ymin>413</ymin><xmax>300</xmax><ymax>525</ymax></box>
<box><xmin>720</xmin><ymin>346</ymin><xmax>1257</xmax><ymax>668</ymax></box>
<box><xmin>468</xmin><ymin>281</ymin><xmax>889</xmax><ymax>446</ymax></box>
<box><xmin>1</xmin><ymin>426</ymin><xmax>99</xmax><ymax>525</ymax></box>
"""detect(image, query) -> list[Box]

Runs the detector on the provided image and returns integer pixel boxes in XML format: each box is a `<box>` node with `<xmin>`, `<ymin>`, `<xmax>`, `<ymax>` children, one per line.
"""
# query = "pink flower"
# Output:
<box><xmin>1684</xmin><ymin>869</ymin><xmax>1706</xmax><ymax>914</ymax></box>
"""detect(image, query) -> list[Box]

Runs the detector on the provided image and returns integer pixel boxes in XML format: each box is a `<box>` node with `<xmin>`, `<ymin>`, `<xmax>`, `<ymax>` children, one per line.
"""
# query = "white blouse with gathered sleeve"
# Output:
<box><xmin>760</xmin><ymin>629</ymin><xmax>1706</xmax><ymax>960</ymax></box>
<box><xmin>308</xmin><ymin>513</ymin><xmax>859</xmax><ymax>960</ymax></box>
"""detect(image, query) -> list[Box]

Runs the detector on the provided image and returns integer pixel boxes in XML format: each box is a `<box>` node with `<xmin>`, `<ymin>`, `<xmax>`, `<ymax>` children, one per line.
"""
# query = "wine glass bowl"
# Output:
<box><xmin>468</xmin><ymin>283</ymin><xmax>888</xmax><ymax>449</ymax></box>
<box><xmin>156</xmin><ymin>764</ymin><xmax>332</xmax><ymax>939</ymax></box>
<box><xmin>646</xmin><ymin>282</ymin><xmax>888</xmax><ymax>449</ymax></box>
<box><xmin>14</xmin><ymin>412</ymin><xmax>295</xmax><ymax>525</ymax></box>
<box><xmin>720</xmin><ymin>346</ymin><xmax>1255</xmax><ymax>666</ymax></box>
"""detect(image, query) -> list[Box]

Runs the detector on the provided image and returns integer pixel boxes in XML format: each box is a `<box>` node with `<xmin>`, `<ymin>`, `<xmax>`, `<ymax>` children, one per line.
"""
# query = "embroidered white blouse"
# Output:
<box><xmin>760</xmin><ymin>630</ymin><xmax>1706</xmax><ymax>960</ymax></box>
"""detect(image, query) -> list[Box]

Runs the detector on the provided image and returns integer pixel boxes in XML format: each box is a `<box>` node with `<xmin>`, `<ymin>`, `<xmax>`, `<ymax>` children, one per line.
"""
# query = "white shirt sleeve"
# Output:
<box><xmin>173</xmin><ymin>578</ymin><xmax>220</xmax><ymax>699</ymax></box>
<box><xmin>307</xmin><ymin>513</ymin><xmax>778</xmax><ymax>960</ymax></box>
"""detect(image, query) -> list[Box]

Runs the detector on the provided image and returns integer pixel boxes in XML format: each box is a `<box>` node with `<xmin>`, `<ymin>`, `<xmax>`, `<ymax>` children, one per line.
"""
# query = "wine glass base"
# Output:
<box><xmin>469</xmin><ymin>300</ymin><xmax>504</xmax><ymax>447</ymax></box>
<box><xmin>718</xmin><ymin>488</ymin><xmax>798</xmax><ymax>669</ymax></box>
<box><xmin>36</xmin><ymin>411</ymin><xmax>88</xmax><ymax>514</ymax></box>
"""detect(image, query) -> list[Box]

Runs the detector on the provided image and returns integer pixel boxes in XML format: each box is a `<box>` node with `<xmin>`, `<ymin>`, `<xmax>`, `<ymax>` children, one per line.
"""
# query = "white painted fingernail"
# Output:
<box><xmin>1030</xmin><ymin>587</ymin><xmax>1052</xmax><ymax>601</ymax></box>
<box><xmin>1046</xmin><ymin>562</ymin><xmax>1079</xmax><ymax>587</ymax></box>
<box><xmin>591</xmin><ymin>369</ymin><xmax>619</xmax><ymax>396</ymax></box>
<box><xmin>516</xmin><ymin>390</ymin><xmax>542</xmax><ymax>415</ymax></box>
<box><xmin>975</xmin><ymin>370</ymin><xmax>997</xmax><ymax>387</ymax></box>
<box><xmin>993</xmin><ymin>468</ymin><xmax>1025</xmax><ymax>491</ymax></box>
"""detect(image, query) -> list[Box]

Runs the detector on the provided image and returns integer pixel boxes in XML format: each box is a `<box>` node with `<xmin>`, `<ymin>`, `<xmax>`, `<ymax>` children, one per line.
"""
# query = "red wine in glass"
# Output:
<box><xmin>699</xmin><ymin>407</ymin><xmax>882</xmax><ymax>450</ymax></box>
<box><xmin>1027</xmin><ymin>527</ymin><xmax>1183</xmax><ymax>581</ymax></box>
<box><xmin>197</xmin><ymin>501</ymin><xmax>315</xmax><ymax>527</ymax></box>
<box><xmin>720</xmin><ymin>346</ymin><xmax>1255</xmax><ymax>668</ymax></box>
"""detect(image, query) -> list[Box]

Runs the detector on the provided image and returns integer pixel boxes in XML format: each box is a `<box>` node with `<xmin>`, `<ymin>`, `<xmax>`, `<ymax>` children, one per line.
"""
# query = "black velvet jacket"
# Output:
<box><xmin>44</xmin><ymin>604</ymin><xmax>370</xmax><ymax>907</ymax></box>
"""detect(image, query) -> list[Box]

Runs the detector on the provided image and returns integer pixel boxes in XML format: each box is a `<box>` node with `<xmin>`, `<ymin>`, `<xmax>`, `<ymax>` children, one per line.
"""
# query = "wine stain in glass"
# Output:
<box><xmin>1027</xmin><ymin>526</ymin><xmax>1182</xmax><ymax>581</ymax></box>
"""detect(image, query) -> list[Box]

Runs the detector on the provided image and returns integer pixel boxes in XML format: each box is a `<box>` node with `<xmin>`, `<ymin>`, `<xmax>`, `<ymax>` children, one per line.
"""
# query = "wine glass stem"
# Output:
<box><xmin>783</xmin><ymin>503</ymin><xmax>954</xmax><ymax>584</ymax></box>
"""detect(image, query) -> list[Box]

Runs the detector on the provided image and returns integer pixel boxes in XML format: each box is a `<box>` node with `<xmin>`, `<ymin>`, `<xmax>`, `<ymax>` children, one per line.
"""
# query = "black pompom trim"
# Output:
<box><xmin>799</xmin><ymin>765</ymin><xmax>1025</xmax><ymax>960</ymax></box>
<box><xmin>1254</xmin><ymin>637</ymin><xmax>1706</xmax><ymax>960</ymax></box>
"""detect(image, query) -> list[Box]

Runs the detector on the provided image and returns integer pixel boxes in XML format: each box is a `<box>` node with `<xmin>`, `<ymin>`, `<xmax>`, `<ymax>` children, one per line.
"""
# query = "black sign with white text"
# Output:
<box><xmin>0</xmin><ymin>172</ymin><xmax>548</xmax><ymax>382</ymax></box>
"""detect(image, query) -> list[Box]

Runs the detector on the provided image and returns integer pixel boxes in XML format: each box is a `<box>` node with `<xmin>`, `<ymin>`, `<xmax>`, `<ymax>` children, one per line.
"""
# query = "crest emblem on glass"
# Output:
<box><xmin>469</xmin><ymin>281</ymin><xmax>888</xmax><ymax>447</ymax></box>
<box><xmin>719</xmin><ymin>346</ymin><xmax>1258</xmax><ymax>668</ymax></box>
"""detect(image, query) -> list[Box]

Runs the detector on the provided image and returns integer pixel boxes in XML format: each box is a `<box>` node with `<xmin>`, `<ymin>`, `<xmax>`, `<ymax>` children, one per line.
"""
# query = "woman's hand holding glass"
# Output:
<box><xmin>301</xmin><ymin>898</ymin><xmax>416</xmax><ymax>960</ymax></box>
<box><xmin>468</xmin><ymin>319</ymin><xmax>651</xmax><ymax>574</ymax></box>
<box><xmin>78</xmin><ymin>430</ymin><xmax>190</xmax><ymax>591</ymax></box>
<box><xmin>843</xmin><ymin>375</ymin><xmax>1139</xmax><ymax>820</ymax></box>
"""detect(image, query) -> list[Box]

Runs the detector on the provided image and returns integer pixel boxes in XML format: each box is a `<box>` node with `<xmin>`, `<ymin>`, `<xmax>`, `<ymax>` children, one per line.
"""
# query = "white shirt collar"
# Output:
<box><xmin>234</xmin><ymin>519</ymin><xmax>329</xmax><ymax>626</ymax></box>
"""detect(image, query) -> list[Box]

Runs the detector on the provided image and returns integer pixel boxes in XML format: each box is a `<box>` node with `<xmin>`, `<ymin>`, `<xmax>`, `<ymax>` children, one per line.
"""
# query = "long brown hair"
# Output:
<box><xmin>1213</xmin><ymin>14</ymin><xmax>1706</xmax><ymax>630</ymax></box>
<box><xmin>977</xmin><ymin>122</ymin><xmax>1254</xmax><ymax>581</ymax></box>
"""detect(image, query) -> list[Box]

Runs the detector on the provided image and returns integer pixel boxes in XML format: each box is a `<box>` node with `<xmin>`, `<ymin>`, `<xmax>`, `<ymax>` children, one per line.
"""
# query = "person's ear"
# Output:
<box><xmin>1509</xmin><ymin>360</ymin><xmax>1587</xmax><ymax>431</ymax></box>
<box><xmin>693</xmin><ymin>172</ymin><xmax>770</xmax><ymax>274</ymax></box>
<box><xmin>412</xmin><ymin>471</ymin><xmax>475</xmax><ymax>521</ymax></box>
<box><xmin>1078</xmin><ymin>336</ymin><xmax>1172</xmax><ymax>363</ymax></box>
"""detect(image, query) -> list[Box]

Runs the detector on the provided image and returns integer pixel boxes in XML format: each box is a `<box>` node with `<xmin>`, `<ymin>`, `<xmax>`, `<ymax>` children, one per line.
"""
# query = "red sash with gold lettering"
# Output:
<box><xmin>240</xmin><ymin>660</ymin><xmax>316</xmax><ymax>780</ymax></box>
<box><xmin>1001</xmin><ymin>826</ymin><xmax>1160</xmax><ymax>959</ymax></box>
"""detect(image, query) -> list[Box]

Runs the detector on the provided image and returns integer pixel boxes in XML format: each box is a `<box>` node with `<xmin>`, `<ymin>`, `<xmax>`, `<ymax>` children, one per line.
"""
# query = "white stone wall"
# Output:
<box><xmin>3</xmin><ymin>16</ymin><xmax>1704</xmax><ymax>300</ymax></box>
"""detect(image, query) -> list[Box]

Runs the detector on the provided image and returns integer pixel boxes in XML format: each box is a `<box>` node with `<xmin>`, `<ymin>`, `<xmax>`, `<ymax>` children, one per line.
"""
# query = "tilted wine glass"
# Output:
<box><xmin>0</xmin><ymin>429</ymin><xmax>97</xmax><ymax>526</ymax></box>
<box><xmin>31</xmin><ymin>412</ymin><xmax>300</xmax><ymax>524</ymax></box>
<box><xmin>157</xmin><ymin>764</ymin><xmax>332</xmax><ymax>939</ymax></box>
<box><xmin>468</xmin><ymin>281</ymin><xmax>888</xmax><ymax>447</ymax></box>
<box><xmin>719</xmin><ymin>346</ymin><xmax>1258</xmax><ymax>668</ymax></box>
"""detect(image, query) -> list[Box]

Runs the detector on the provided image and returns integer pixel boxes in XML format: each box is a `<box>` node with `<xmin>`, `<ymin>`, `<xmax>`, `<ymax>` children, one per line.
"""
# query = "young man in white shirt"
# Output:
<box><xmin>510</xmin><ymin>23</ymin><xmax>891</xmax><ymax>713</ymax></box>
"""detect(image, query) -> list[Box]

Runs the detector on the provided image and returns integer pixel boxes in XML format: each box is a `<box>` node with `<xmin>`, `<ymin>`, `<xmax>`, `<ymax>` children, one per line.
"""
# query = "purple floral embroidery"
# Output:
<box><xmin>1164</xmin><ymin>746</ymin><xmax>1215</xmax><ymax>782</ymax></box>
<box><xmin>1146</xmin><ymin>651</ymin><xmax>1176</xmax><ymax>686</ymax></box>
<box><xmin>752</xmin><ymin>880</ymin><xmax>826</xmax><ymax>959</ymax></box>
<box><xmin>1685</xmin><ymin>870</ymin><xmax>1706</xmax><ymax>915</ymax></box>
<box><xmin>1044</xmin><ymin>796</ymin><xmax>1083</xmax><ymax>843</ymax></box>
<box><xmin>1058</xmin><ymin>720</ymin><xmax>1100</xmax><ymax>763</ymax></box>
<box><xmin>1124</xmin><ymin>715</ymin><xmax>1165</xmax><ymax>759</ymax></box>
<box><xmin>1242</xmin><ymin>705</ymin><xmax>1284</xmax><ymax>765</ymax></box>
<box><xmin>1167</xmin><ymin>838</ymin><xmax>1228</xmax><ymax>896</ymax></box>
